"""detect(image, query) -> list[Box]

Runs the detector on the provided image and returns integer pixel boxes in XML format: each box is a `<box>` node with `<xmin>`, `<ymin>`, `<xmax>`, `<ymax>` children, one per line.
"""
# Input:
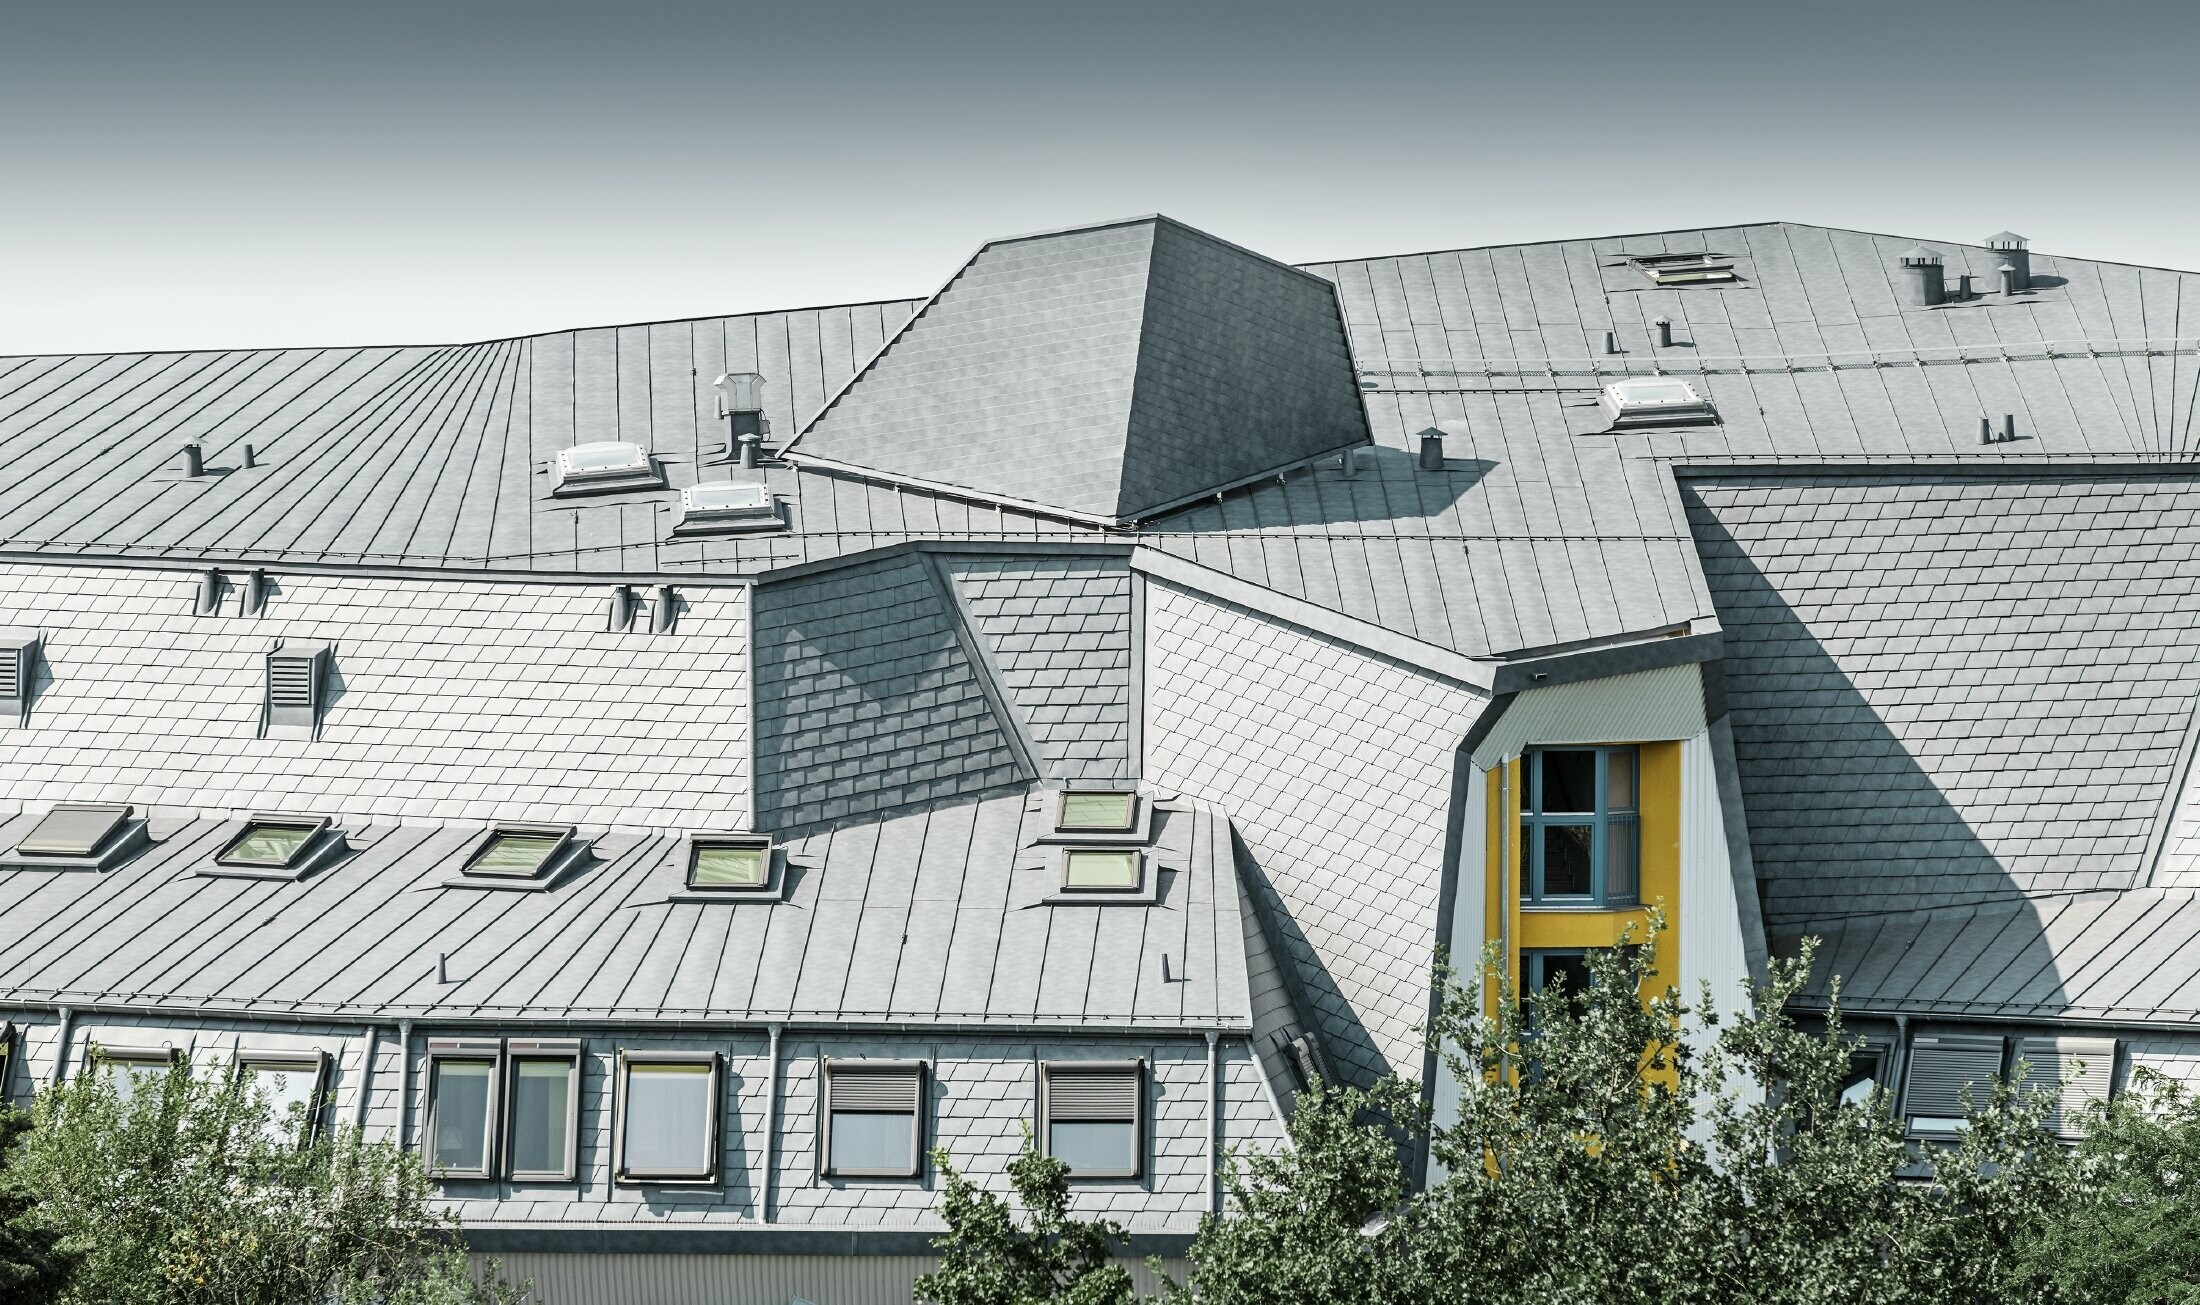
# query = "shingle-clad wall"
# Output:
<box><xmin>946</xmin><ymin>555</ymin><xmax>1134</xmax><ymax>780</ymax></box>
<box><xmin>751</xmin><ymin>554</ymin><xmax>1027</xmax><ymax>831</ymax></box>
<box><xmin>1686</xmin><ymin>473</ymin><xmax>2200</xmax><ymax>924</ymax></box>
<box><xmin>1144</xmin><ymin>581</ymin><xmax>1484</xmax><ymax>1084</ymax></box>
<box><xmin>0</xmin><ymin>563</ymin><xmax>749</xmax><ymax>832</ymax></box>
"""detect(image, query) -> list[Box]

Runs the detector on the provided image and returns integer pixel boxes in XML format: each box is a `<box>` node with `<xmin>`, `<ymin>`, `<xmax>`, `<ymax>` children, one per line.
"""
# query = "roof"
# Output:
<box><xmin>0</xmin><ymin>789</ymin><xmax>1249</xmax><ymax>1030</ymax></box>
<box><xmin>788</xmin><ymin>216</ymin><xmax>1370</xmax><ymax>525</ymax></box>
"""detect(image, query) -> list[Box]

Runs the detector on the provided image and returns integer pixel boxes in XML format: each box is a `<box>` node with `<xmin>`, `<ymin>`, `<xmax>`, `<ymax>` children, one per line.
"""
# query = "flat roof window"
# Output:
<box><xmin>1626</xmin><ymin>252</ymin><xmax>1737</xmax><ymax>285</ymax></box>
<box><xmin>1062</xmin><ymin>848</ymin><xmax>1141</xmax><ymax>892</ymax></box>
<box><xmin>1601</xmin><ymin>378</ymin><xmax>1717</xmax><ymax>429</ymax></box>
<box><xmin>559</xmin><ymin>441</ymin><xmax>648</xmax><ymax>479</ymax></box>
<box><xmin>217</xmin><ymin>816</ymin><xmax>329</xmax><ymax>869</ymax></box>
<box><xmin>687</xmin><ymin>835</ymin><xmax>771</xmax><ymax>890</ymax></box>
<box><xmin>461</xmin><ymin>825</ymin><xmax>574</xmax><ymax>880</ymax></box>
<box><xmin>674</xmin><ymin>479</ymin><xmax>783</xmax><ymax>534</ymax></box>
<box><xmin>615</xmin><ymin>1052</ymin><xmax>720</xmax><ymax>1183</ymax></box>
<box><xmin>1057</xmin><ymin>790</ymin><xmax>1137</xmax><ymax>834</ymax></box>
<box><xmin>17</xmin><ymin>803</ymin><xmax>131</xmax><ymax>858</ymax></box>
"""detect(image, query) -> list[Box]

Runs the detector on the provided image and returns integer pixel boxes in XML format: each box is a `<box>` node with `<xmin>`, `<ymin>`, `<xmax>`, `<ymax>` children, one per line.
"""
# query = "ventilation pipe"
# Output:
<box><xmin>649</xmin><ymin>585</ymin><xmax>677</xmax><ymax>634</ymax></box>
<box><xmin>243</xmin><ymin>569</ymin><xmax>269</xmax><ymax>616</ymax></box>
<box><xmin>605</xmin><ymin>584</ymin><xmax>635</xmax><ymax>632</ymax></box>
<box><xmin>1603</xmin><ymin>330</ymin><xmax>1620</xmax><ymax>355</ymax></box>
<box><xmin>1979</xmin><ymin>417</ymin><xmax>1995</xmax><ymax>446</ymax></box>
<box><xmin>1986</xmin><ymin>231</ymin><xmax>2030</xmax><ymax>290</ymax></box>
<box><xmin>1418</xmin><ymin>430</ymin><xmax>1445</xmax><ymax>471</ymax></box>
<box><xmin>2002</xmin><ymin>413</ymin><xmax>2017</xmax><ymax>443</ymax></box>
<box><xmin>180</xmin><ymin>443</ymin><xmax>204</xmax><ymax>477</ymax></box>
<box><xmin>1955</xmin><ymin>272</ymin><xmax>1976</xmax><ymax>302</ymax></box>
<box><xmin>1897</xmin><ymin>246</ymin><xmax>1946</xmax><ymax>307</ymax></box>
<box><xmin>738</xmin><ymin>432</ymin><xmax>763</xmax><ymax>468</ymax></box>
<box><xmin>1340</xmin><ymin>447</ymin><xmax>1360</xmax><ymax>479</ymax></box>
<box><xmin>242</xmin><ymin>444</ymin><xmax>258</xmax><ymax>469</ymax></box>
<box><xmin>715</xmin><ymin>372</ymin><xmax>769</xmax><ymax>452</ymax></box>
<box><xmin>1655</xmin><ymin>317</ymin><xmax>1674</xmax><ymax>348</ymax></box>
<box><xmin>195</xmin><ymin>568</ymin><xmax>223</xmax><ymax>616</ymax></box>
<box><xmin>1998</xmin><ymin>263</ymin><xmax>2018</xmax><ymax>296</ymax></box>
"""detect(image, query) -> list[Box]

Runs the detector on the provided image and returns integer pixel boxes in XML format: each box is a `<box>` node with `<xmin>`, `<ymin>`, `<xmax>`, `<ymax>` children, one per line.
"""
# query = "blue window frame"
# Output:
<box><xmin>1520</xmin><ymin>746</ymin><xmax>1639</xmax><ymax>907</ymax></box>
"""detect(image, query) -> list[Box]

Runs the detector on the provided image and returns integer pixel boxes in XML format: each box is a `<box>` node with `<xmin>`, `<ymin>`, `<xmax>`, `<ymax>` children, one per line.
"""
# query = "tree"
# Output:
<box><xmin>2018</xmin><ymin>1069</ymin><xmax>2200</xmax><ymax>1304</ymax></box>
<box><xmin>0</xmin><ymin>1106</ymin><xmax>75</xmax><ymax>1304</ymax></box>
<box><xmin>13</xmin><ymin>1052</ymin><xmax>530</xmax><ymax>1305</ymax></box>
<box><xmin>916</xmin><ymin>1128</ymin><xmax>1136</xmax><ymax>1305</ymax></box>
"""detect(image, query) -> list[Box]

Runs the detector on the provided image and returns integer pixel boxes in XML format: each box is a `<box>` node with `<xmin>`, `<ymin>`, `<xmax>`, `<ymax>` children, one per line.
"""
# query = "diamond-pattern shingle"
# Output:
<box><xmin>947</xmin><ymin>555</ymin><xmax>1133</xmax><ymax>780</ymax></box>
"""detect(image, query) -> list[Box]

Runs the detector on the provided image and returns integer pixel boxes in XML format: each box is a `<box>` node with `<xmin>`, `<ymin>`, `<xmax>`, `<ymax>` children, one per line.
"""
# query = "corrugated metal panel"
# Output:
<box><xmin>1678</xmin><ymin>731</ymin><xmax>1751</xmax><ymax>1021</ymax></box>
<box><xmin>475</xmin><ymin>1253</ymin><xmax>1194</xmax><ymax>1305</ymax></box>
<box><xmin>1471</xmin><ymin>665</ymin><xmax>1706</xmax><ymax>769</ymax></box>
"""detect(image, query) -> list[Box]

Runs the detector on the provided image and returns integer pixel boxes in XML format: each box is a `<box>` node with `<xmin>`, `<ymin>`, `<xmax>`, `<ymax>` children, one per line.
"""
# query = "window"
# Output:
<box><xmin>90</xmin><ymin>1044</ymin><xmax>179</xmax><ymax>1105</ymax></box>
<box><xmin>461</xmin><ymin>824</ymin><xmax>576</xmax><ymax>880</ymax></box>
<box><xmin>1041</xmin><ymin>1061</ymin><xmax>1143</xmax><ymax>1180</ymax></box>
<box><xmin>0</xmin><ymin>1023</ymin><xmax>12</xmax><ymax>1103</ymax></box>
<box><xmin>18</xmin><ymin>803</ymin><xmax>131</xmax><ymax>859</ymax></box>
<box><xmin>1626</xmin><ymin>252</ymin><xmax>1738</xmax><ymax>285</ymax></box>
<box><xmin>1520</xmin><ymin>748</ymin><xmax>1639</xmax><ymax>907</ymax></box>
<box><xmin>1841</xmin><ymin>1045</ymin><xmax>1892</xmax><ymax>1109</ymax></box>
<box><xmin>552</xmin><ymin>442</ymin><xmax>662</xmax><ymax>496</ymax></box>
<box><xmin>685</xmin><ymin>833</ymin><xmax>772</xmax><ymax>892</ymax></box>
<box><xmin>2017</xmin><ymin>1036</ymin><xmax>2117</xmax><ymax>1140</ymax></box>
<box><xmin>674</xmin><ymin>480</ymin><xmax>782</xmax><ymax>534</ymax></box>
<box><xmin>1057</xmin><ymin>790</ymin><xmax>1138</xmax><ymax>834</ymax></box>
<box><xmin>1902</xmin><ymin>1034</ymin><xmax>2005</xmax><ymax>1137</ymax></box>
<box><xmin>216</xmin><ymin>815</ymin><xmax>332</xmax><ymax>871</ymax></box>
<box><xmin>424</xmin><ymin>1039</ymin><xmax>500</xmax><ymax>1178</ymax></box>
<box><xmin>238</xmin><ymin>1051</ymin><xmax>328</xmax><ymax>1146</ymax></box>
<box><xmin>1600</xmin><ymin>378</ymin><xmax>1718</xmax><ymax>428</ymax></box>
<box><xmin>1062</xmin><ymin>848</ymin><xmax>1142</xmax><ymax>892</ymax></box>
<box><xmin>821</xmin><ymin>1059</ymin><xmax>925</xmax><ymax>1179</ymax></box>
<box><xmin>505</xmin><ymin>1039</ymin><xmax>581</xmax><ymax>1181</ymax></box>
<box><xmin>615</xmin><ymin>1051</ymin><xmax>720</xmax><ymax>1183</ymax></box>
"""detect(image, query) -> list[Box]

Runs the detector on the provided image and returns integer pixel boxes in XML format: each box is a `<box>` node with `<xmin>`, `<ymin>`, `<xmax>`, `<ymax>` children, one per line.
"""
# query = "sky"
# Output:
<box><xmin>3</xmin><ymin>0</ymin><xmax>2197</xmax><ymax>355</ymax></box>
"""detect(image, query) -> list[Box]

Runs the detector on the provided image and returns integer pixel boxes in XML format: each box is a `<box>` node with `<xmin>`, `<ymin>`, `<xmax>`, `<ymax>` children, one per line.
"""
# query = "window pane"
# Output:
<box><xmin>1605</xmin><ymin>818</ymin><xmax>1637</xmax><ymax>901</ymax></box>
<box><xmin>1063</xmin><ymin>849</ymin><xmax>1139</xmax><ymax>890</ymax></box>
<box><xmin>830</xmin><ymin>1110</ymin><xmax>915</xmax><ymax>1173</ymax></box>
<box><xmin>510</xmin><ymin>1059</ymin><xmax>572</xmax><ymax>1175</ymax></box>
<box><xmin>429</xmin><ymin>1059</ymin><xmax>494</xmax><ymax>1173</ymax></box>
<box><xmin>623</xmin><ymin>1063</ymin><xmax>711</xmax><ymax>1174</ymax></box>
<box><xmin>1607</xmin><ymin>751</ymin><xmax>1636</xmax><ymax>811</ymax></box>
<box><xmin>1538</xmin><ymin>752</ymin><xmax>1595</xmax><ymax>813</ymax></box>
<box><xmin>1841</xmin><ymin>1053</ymin><xmax>1885</xmax><ymax>1108</ymax></box>
<box><xmin>1059</xmin><ymin>792</ymin><xmax>1135</xmax><ymax>831</ymax></box>
<box><xmin>469</xmin><ymin>834</ymin><xmax>561</xmax><ymax>877</ymax></box>
<box><xmin>691</xmin><ymin>844</ymin><xmax>765</xmax><ymax>888</ymax></box>
<box><xmin>245</xmin><ymin>1063</ymin><xmax>318</xmax><ymax>1143</ymax></box>
<box><xmin>107</xmin><ymin>1059</ymin><xmax>170</xmax><ymax>1106</ymax></box>
<box><xmin>1540</xmin><ymin>825</ymin><xmax>1593</xmax><ymax>896</ymax></box>
<box><xmin>227</xmin><ymin>823</ymin><xmax>315</xmax><ymax>866</ymax></box>
<box><xmin>1049</xmin><ymin>1120</ymin><xmax>1134</xmax><ymax>1175</ymax></box>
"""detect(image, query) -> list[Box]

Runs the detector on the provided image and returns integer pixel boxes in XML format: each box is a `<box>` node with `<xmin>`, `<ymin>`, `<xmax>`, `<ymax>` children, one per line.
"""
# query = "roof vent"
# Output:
<box><xmin>1897</xmin><ymin>245</ymin><xmax>1947</xmax><ymax>307</ymax></box>
<box><xmin>1601</xmin><ymin>378</ymin><xmax>1718</xmax><ymax>428</ymax></box>
<box><xmin>1986</xmin><ymin>230</ymin><xmax>2030</xmax><ymax>290</ymax></box>
<box><xmin>263</xmin><ymin>641</ymin><xmax>332</xmax><ymax>740</ymax></box>
<box><xmin>0</xmin><ymin>629</ymin><xmax>39</xmax><ymax>727</ymax></box>
<box><xmin>179</xmin><ymin>443</ymin><xmax>204</xmax><ymax>478</ymax></box>
<box><xmin>714</xmin><ymin>372</ymin><xmax>770</xmax><ymax>457</ymax></box>
<box><xmin>672</xmin><ymin>480</ymin><xmax>784</xmax><ymax>535</ymax></box>
<box><xmin>551</xmin><ymin>441</ymin><xmax>664</xmax><ymax>497</ymax></box>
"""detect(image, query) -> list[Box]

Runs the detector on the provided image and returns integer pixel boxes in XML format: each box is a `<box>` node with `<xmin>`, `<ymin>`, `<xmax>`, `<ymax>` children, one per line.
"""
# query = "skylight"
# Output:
<box><xmin>462</xmin><ymin>825</ymin><xmax>575</xmax><ymax>879</ymax></box>
<box><xmin>687</xmin><ymin>835</ymin><xmax>771</xmax><ymax>891</ymax></box>
<box><xmin>1057</xmin><ymin>790</ymin><xmax>1137</xmax><ymax>834</ymax></box>
<box><xmin>16</xmin><ymin>803</ymin><xmax>131</xmax><ymax>858</ymax></box>
<box><xmin>673</xmin><ymin>480</ymin><xmax>783</xmax><ymax>534</ymax></box>
<box><xmin>551</xmin><ymin>442</ymin><xmax>663</xmax><ymax>496</ymax></box>
<box><xmin>216</xmin><ymin>816</ymin><xmax>329</xmax><ymax>869</ymax></box>
<box><xmin>1062</xmin><ymin>848</ymin><xmax>1142</xmax><ymax>892</ymax></box>
<box><xmin>1626</xmin><ymin>252</ymin><xmax>1737</xmax><ymax>285</ymax></box>
<box><xmin>1601</xmin><ymin>378</ymin><xmax>1718</xmax><ymax>428</ymax></box>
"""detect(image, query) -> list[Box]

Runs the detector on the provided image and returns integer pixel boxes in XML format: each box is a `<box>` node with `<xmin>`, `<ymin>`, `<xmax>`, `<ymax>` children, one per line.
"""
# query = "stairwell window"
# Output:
<box><xmin>1521</xmin><ymin>747</ymin><xmax>1638</xmax><ymax>907</ymax></box>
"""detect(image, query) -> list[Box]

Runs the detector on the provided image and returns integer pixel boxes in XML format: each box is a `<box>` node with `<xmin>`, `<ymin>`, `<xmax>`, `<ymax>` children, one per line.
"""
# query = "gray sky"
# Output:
<box><xmin>4</xmin><ymin>0</ymin><xmax>2195</xmax><ymax>354</ymax></box>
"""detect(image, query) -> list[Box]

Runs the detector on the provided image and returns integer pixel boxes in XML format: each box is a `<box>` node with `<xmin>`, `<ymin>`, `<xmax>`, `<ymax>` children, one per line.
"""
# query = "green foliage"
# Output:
<box><xmin>0</xmin><ymin>1106</ymin><xmax>75</xmax><ymax>1304</ymax></box>
<box><xmin>2018</xmin><ymin>1069</ymin><xmax>2200</xmax><ymax>1304</ymax></box>
<box><xmin>14</xmin><ymin>1052</ymin><xmax>530</xmax><ymax>1305</ymax></box>
<box><xmin>916</xmin><ymin>1126</ymin><xmax>1135</xmax><ymax>1305</ymax></box>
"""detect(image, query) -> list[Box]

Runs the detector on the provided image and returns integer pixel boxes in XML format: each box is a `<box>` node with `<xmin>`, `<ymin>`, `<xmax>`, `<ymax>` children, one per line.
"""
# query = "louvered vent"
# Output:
<box><xmin>1904</xmin><ymin>1034</ymin><xmax>2005</xmax><ymax>1122</ymax></box>
<box><xmin>2019</xmin><ymin>1036</ymin><xmax>2116</xmax><ymax>1138</ymax></box>
<box><xmin>269</xmin><ymin>656</ymin><xmax>317</xmax><ymax>708</ymax></box>
<box><xmin>1047</xmin><ymin>1066</ymin><xmax>1139</xmax><ymax>1121</ymax></box>
<box><xmin>0</xmin><ymin>631</ymin><xmax>39</xmax><ymax>726</ymax></box>
<box><xmin>263</xmin><ymin>642</ymin><xmax>332</xmax><ymax>739</ymax></box>
<box><xmin>1289</xmin><ymin>1033</ymin><xmax>1333</xmax><ymax>1090</ymax></box>
<box><xmin>0</xmin><ymin>649</ymin><xmax>18</xmax><ymax>698</ymax></box>
<box><xmin>829</xmin><ymin>1066</ymin><xmax>920</xmax><ymax>1112</ymax></box>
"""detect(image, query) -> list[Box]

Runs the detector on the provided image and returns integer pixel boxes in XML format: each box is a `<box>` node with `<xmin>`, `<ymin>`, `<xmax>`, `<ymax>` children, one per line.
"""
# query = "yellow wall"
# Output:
<box><xmin>1482</xmin><ymin>740</ymin><xmax>1682</xmax><ymax>1001</ymax></box>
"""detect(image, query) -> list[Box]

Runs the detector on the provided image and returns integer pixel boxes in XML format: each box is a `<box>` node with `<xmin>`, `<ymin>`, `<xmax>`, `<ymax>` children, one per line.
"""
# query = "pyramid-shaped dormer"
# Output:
<box><xmin>784</xmin><ymin>215</ymin><xmax>1371</xmax><ymax>526</ymax></box>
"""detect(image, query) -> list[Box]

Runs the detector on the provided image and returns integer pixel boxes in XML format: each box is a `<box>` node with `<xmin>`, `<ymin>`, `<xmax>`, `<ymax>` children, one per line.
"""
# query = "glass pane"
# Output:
<box><xmin>510</xmin><ymin>1059</ymin><xmax>572</xmax><ymax>1176</ymax></box>
<box><xmin>564</xmin><ymin>442</ymin><xmax>644</xmax><ymax>473</ymax></box>
<box><xmin>227</xmin><ymin>823</ymin><xmax>315</xmax><ymax>866</ymax></box>
<box><xmin>1606</xmin><ymin>751</ymin><xmax>1635</xmax><ymax>811</ymax></box>
<box><xmin>1063</xmin><ymin>850</ymin><xmax>1139</xmax><ymax>890</ymax></box>
<box><xmin>1540</xmin><ymin>825</ymin><xmax>1593</xmax><ymax>896</ymax></box>
<box><xmin>1537</xmin><ymin>752</ymin><xmax>1595</xmax><ymax>813</ymax></box>
<box><xmin>429</xmin><ymin>1059</ymin><xmax>494</xmax><ymax>1173</ymax></box>
<box><xmin>245</xmin><ymin>1063</ymin><xmax>317</xmax><ymax>1143</ymax></box>
<box><xmin>830</xmin><ymin>1110</ymin><xmax>915</xmax><ymax>1173</ymax></box>
<box><xmin>691</xmin><ymin>844</ymin><xmax>765</xmax><ymax>888</ymax></box>
<box><xmin>468</xmin><ymin>834</ymin><xmax>561</xmax><ymax>877</ymax></box>
<box><xmin>1049</xmin><ymin>1120</ymin><xmax>1134</xmax><ymax>1175</ymax></box>
<box><xmin>1840</xmin><ymin>1053</ymin><xmax>1884</xmax><ymax>1108</ymax></box>
<box><xmin>1532</xmin><ymin>954</ymin><xmax>1593</xmax><ymax>997</ymax></box>
<box><xmin>1059</xmin><ymin>792</ymin><xmax>1135</xmax><ymax>832</ymax></box>
<box><xmin>688</xmin><ymin>482</ymin><xmax>769</xmax><ymax>511</ymax></box>
<box><xmin>622</xmin><ymin>1063</ymin><xmax>711</xmax><ymax>1174</ymax></box>
<box><xmin>107</xmin><ymin>1059</ymin><xmax>170</xmax><ymax>1106</ymax></box>
<box><xmin>1605</xmin><ymin>818</ymin><xmax>1637</xmax><ymax>901</ymax></box>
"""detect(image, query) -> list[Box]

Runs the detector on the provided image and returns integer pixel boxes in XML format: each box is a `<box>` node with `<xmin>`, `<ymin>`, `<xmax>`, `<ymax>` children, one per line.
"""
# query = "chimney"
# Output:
<box><xmin>1897</xmin><ymin>246</ymin><xmax>1946</xmax><ymax>307</ymax></box>
<box><xmin>1418</xmin><ymin>431</ymin><xmax>1445</xmax><ymax>471</ymax></box>
<box><xmin>180</xmin><ymin>443</ymin><xmax>204</xmax><ymax>477</ymax></box>
<box><xmin>1956</xmin><ymin>272</ymin><xmax>1976</xmax><ymax>302</ymax></box>
<box><xmin>1986</xmin><ymin>231</ymin><xmax>2030</xmax><ymax>290</ymax></box>
<box><xmin>1655</xmin><ymin>317</ymin><xmax>1673</xmax><ymax>348</ymax></box>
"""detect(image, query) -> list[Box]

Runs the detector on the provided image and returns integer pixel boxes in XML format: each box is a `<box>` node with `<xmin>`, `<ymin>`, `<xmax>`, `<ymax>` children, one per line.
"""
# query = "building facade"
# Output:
<box><xmin>3</xmin><ymin>215</ymin><xmax>2197</xmax><ymax>1301</ymax></box>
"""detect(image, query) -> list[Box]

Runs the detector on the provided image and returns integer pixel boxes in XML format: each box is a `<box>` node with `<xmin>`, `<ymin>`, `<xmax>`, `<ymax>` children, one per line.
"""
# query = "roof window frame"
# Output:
<box><xmin>423</xmin><ymin>1037</ymin><xmax>503</xmax><ymax>1180</ymax></box>
<box><xmin>504</xmin><ymin>1038</ymin><xmax>583</xmax><ymax>1183</ymax></box>
<box><xmin>612</xmin><ymin>1049</ymin><xmax>722</xmax><ymax>1185</ymax></box>
<box><xmin>448</xmin><ymin>823</ymin><xmax>587</xmax><ymax>890</ymax></box>
<box><xmin>1033</xmin><ymin>786</ymin><xmax>1154</xmax><ymax>847</ymax></box>
<box><xmin>233</xmin><ymin>1047</ymin><xmax>331</xmax><ymax>1147</ymax></box>
<box><xmin>1600</xmin><ymin>378</ymin><xmax>1719</xmax><ymax>429</ymax></box>
<box><xmin>672</xmin><ymin>479</ymin><xmax>786</xmax><ymax>535</ymax></box>
<box><xmin>1624</xmin><ymin>251</ymin><xmax>1739</xmax><ymax>285</ymax></box>
<box><xmin>3</xmin><ymin>802</ymin><xmax>151</xmax><ymax>872</ymax></box>
<box><xmin>820</xmin><ymin>1057</ymin><xmax>927</xmax><ymax>1181</ymax></box>
<box><xmin>205</xmin><ymin>813</ymin><xmax>342</xmax><ymax>881</ymax></box>
<box><xmin>550</xmin><ymin>441</ymin><xmax>665</xmax><ymax>497</ymax></box>
<box><xmin>676</xmin><ymin>831</ymin><xmax>783</xmax><ymax>900</ymax></box>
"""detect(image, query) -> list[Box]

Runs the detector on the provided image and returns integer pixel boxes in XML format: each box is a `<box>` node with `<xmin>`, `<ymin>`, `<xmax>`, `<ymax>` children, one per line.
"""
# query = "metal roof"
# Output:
<box><xmin>0</xmin><ymin>790</ymin><xmax>1248</xmax><ymax>1030</ymax></box>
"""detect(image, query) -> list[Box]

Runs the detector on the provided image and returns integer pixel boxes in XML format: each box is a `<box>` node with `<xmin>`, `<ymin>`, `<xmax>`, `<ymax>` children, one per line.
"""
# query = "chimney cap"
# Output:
<box><xmin>1985</xmin><ymin>230</ymin><xmax>2028</xmax><ymax>247</ymax></box>
<box><xmin>1998</xmin><ymin>262</ymin><xmax>2017</xmax><ymax>273</ymax></box>
<box><xmin>1899</xmin><ymin>244</ymin><xmax>1944</xmax><ymax>265</ymax></box>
